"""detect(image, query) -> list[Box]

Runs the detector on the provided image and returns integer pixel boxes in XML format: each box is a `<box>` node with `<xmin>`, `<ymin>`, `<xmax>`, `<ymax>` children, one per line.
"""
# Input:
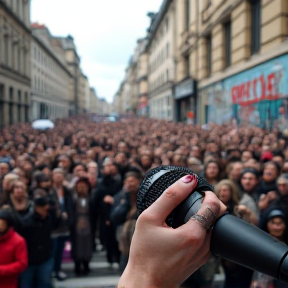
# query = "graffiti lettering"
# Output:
<box><xmin>231</xmin><ymin>72</ymin><xmax>279</xmax><ymax>105</ymax></box>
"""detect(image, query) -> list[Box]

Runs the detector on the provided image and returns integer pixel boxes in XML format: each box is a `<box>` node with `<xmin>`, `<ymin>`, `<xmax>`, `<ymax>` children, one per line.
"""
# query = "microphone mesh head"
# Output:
<box><xmin>137</xmin><ymin>166</ymin><xmax>214</xmax><ymax>215</ymax></box>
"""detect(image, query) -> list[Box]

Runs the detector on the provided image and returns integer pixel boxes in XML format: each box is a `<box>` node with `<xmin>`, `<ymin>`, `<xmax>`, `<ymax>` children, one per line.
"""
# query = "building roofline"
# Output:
<box><xmin>146</xmin><ymin>0</ymin><xmax>172</xmax><ymax>48</ymax></box>
<box><xmin>0</xmin><ymin>1</ymin><xmax>31</xmax><ymax>34</ymax></box>
<box><xmin>32</xmin><ymin>33</ymin><xmax>72</xmax><ymax>77</ymax></box>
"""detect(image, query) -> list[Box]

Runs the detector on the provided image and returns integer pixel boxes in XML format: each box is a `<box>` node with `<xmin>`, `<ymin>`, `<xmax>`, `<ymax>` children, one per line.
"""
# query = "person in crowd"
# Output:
<box><xmin>4</xmin><ymin>180</ymin><xmax>32</xmax><ymax>232</ymax></box>
<box><xmin>0</xmin><ymin>173</ymin><xmax>19</xmax><ymax>207</ymax></box>
<box><xmin>110</xmin><ymin>171</ymin><xmax>142</xmax><ymax>272</ymax></box>
<box><xmin>259</xmin><ymin>161</ymin><xmax>281</xmax><ymax>195</ymax></box>
<box><xmin>57</xmin><ymin>155</ymin><xmax>74</xmax><ymax>182</ymax></box>
<box><xmin>51</xmin><ymin>168</ymin><xmax>74</xmax><ymax>281</ymax></box>
<box><xmin>229</xmin><ymin>161</ymin><xmax>244</xmax><ymax>191</ymax></box>
<box><xmin>203</xmin><ymin>160</ymin><xmax>221</xmax><ymax>186</ymax></box>
<box><xmin>0</xmin><ymin>209</ymin><xmax>28</xmax><ymax>288</ymax></box>
<box><xmin>93</xmin><ymin>159</ymin><xmax>122</xmax><ymax>255</ymax></box>
<box><xmin>215</xmin><ymin>179</ymin><xmax>239</xmax><ymax>214</ymax></box>
<box><xmin>19</xmin><ymin>189</ymin><xmax>59</xmax><ymax>288</ymax></box>
<box><xmin>71</xmin><ymin>177</ymin><xmax>93</xmax><ymax>276</ymax></box>
<box><xmin>251</xmin><ymin>209</ymin><xmax>288</xmax><ymax>288</ymax></box>
<box><xmin>215</xmin><ymin>180</ymin><xmax>255</xmax><ymax>288</ymax></box>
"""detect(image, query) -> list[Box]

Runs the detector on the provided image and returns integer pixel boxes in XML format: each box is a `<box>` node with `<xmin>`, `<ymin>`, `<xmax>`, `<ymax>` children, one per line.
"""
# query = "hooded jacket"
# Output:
<box><xmin>0</xmin><ymin>228</ymin><xmax>28</xmax><ymax>288</ymax></box>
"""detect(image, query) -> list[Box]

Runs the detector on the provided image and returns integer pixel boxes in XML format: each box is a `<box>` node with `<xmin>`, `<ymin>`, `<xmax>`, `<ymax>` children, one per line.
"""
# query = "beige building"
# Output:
<box><xmin>173</xmin><ymin>0</ymin><xmax>288</xmax><ymax>127</ymax></box>
<box><xmin>146</xmin><ymin>2</ymin><xmax>175</xmax><ymax>121</ymax></box>
<box><xmin>0</xmin><ymin>0</ymin><xmax>31</xmax><ymax>127</ymax></box>
<box><xmin>79</xmin><ymin>72</ymin><xmax>89</xmax><ymax>114</ymax></box>
<box><xmin>136</xmin><ymin>38</ymin><xmax>149</xmax><ymax>116</ymax></box>
<box><xmin>56</xmin><ymin>35</ymin><xmax>81</xmax><ymax>116</ymax></box>
<box><xmin>89</xmin><ymin>87</ymin><xmax>98</xmax><ymax>113</ymax></box>
<box><xmin>30</xmin><ymin>24</ymin><xmax>71</xmax><ymax>120</ymax></box>
<box><xmin>113</xmin><ymin>37</ymin><xmax>150</xmax><ymax>115</ymax></box>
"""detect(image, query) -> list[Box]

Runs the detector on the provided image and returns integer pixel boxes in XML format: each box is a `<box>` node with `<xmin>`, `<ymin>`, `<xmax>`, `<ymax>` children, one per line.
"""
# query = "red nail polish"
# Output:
<box><xmin>181</xmin><ymin>175</ymin><xmax>193</xmax><ymax>183</ymax></box>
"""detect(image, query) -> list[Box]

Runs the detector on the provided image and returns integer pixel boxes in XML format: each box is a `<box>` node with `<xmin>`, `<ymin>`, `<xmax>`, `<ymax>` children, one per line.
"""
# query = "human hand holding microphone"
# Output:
<box><xmin>118</xmin><ymin>166</ymin><xmax>288</xmax><ymax>288</ymax></box>
<box><xmin>118</xmin><ymin>167</ymin><xmax>226</xmax><ymax>288</ymax></box>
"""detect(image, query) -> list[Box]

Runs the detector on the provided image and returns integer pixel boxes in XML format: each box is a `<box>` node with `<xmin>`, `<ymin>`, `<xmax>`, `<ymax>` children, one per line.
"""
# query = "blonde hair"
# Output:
<box><xmin>215</xmin><ymin>179</ymin><xmax>239</xmax><ymax>205</ymax></box>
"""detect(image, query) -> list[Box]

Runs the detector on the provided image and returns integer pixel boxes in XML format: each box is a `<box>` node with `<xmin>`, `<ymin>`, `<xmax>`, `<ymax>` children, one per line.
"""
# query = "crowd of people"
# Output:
<box><xmin>0</xmin><ymin>115</ymin><xmax>288</xmax><ymax>288</ymax></box>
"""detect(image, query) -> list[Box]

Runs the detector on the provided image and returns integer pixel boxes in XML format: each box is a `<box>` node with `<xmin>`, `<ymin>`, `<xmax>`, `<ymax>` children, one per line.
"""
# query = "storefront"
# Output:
<box><xmin>199</xmin><ymin>53</ymin><xmax>288</xmax><ymax>130</ymax></box>
<box><xmin>174</xmin><ymin>78</ymin><xmax>197</xmax><ymax>123</ymax></box>
<box><xmin>137</xmin><ymin>95</ymin><xmax>149</xmax><ymax>117</ymax></box>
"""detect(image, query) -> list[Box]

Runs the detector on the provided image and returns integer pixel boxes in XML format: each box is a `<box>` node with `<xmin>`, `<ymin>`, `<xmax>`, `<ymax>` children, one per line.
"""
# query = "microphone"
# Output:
<box><xmin>137</xmin><ymin>166</ymin><xmax>288</xmax><ymax>283</ymax></box>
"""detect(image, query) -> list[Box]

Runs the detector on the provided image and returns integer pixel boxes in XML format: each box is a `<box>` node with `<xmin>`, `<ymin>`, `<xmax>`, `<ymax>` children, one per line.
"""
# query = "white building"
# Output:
<box><xmin>147</xmin><ymin>2</ymin><xmax>175</xmax><ymax>121</ymax></box>
<box><xmin>30</xmin><ymin>23</ymin><xmax>71</xmax><ymax>120</ymax></box>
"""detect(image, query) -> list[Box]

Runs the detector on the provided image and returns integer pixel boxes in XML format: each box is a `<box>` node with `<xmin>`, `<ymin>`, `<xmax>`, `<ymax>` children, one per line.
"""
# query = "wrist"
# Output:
<box><xmin>118</xmin><ymin>264</ymin><xmax>178</xmax><ymax>288</ymax></box>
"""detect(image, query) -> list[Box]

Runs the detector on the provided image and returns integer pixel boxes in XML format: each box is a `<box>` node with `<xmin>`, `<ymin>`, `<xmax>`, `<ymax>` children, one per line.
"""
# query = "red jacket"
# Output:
<box><xmin>0</xmin><ymin>228</ymin><xmax>28</xmax><ymax>288</ymax></box>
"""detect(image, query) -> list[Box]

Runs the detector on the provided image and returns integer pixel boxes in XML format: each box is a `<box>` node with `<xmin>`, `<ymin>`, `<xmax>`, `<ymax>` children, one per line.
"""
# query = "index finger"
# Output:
<box><xmin>139</xmin><ymin>175</ymin><xmax>198</xmax><ymax>226</ymax></box>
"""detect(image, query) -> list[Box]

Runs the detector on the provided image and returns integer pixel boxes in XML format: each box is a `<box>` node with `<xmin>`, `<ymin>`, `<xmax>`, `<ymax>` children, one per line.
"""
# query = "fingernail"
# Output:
<box><xmin>181</xmin><ymin>175</ymin><xmax>193</xmax><ymax>183</ymax></box>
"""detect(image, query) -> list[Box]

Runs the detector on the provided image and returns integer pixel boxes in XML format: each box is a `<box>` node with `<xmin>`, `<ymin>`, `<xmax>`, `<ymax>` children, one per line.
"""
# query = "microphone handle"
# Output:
<box><xmin>210</xmin><ymin>214</ymin><xmax>288</xmax><ymax>280</ymax></box>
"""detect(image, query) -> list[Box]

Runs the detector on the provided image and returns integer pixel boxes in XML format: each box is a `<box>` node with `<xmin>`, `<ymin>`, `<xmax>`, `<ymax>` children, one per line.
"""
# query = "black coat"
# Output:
<box><xmin>110</xmin><ymin>190</ymin><xmax>131</xmax><ymax>227</ymax></box>
<box><xmin>70</xmin><ymin>196</ymin><xmax>95</xmax><ymax>254</ymax></box>
<box><xmin>19</xmin><ymin>209</ymin><xmax>59</xmax><ymax>265</ymax></box>
<box><xmin>51</xmin><ymin>186</ymin><xmax>75</xmax><ymax>232</ymax></box>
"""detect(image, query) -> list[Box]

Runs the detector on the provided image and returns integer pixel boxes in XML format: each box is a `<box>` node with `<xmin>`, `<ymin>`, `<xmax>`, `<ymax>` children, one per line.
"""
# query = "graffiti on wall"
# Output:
<box><xmin>201</xmin><ymin>54</ymin><xmax>288</xmax><ymax>128</ymax></box>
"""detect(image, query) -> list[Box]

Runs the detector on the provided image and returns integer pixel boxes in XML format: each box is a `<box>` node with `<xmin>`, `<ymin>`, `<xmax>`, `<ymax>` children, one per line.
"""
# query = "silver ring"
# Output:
<box><xmin>190</xmin><ymin>207</ymin><xmax>217</xmax><ymax>231</ymax></box>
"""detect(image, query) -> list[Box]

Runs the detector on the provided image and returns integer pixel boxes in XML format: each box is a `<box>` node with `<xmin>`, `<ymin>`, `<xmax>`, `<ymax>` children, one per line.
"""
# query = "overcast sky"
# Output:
<box><xmin>31</xmin><ymin>0</ymin><xmax>162</xmax><ymax>103</ymax></box>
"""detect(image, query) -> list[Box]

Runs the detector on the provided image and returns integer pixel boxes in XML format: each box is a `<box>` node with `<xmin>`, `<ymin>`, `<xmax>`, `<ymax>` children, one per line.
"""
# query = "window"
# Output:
<box><xmin>18</xmin><ymin>103</ymin><xmax>21</xmax><ymax>122</ymax></box>
<box><xmin>16</xmin><ymin>0</ymin><xmax>20</xmax><ymax>15</ymax></box>
<box><xmin>4</xmin><ymin>36</ymin><xmax>9</xmax><ymax>66</ymax></box>
<box><xmin>9</xmin><ymin>87</ymin><xmax>13</xmax><ymax>102</ymax></box>
<box><xmin>166</xmin><ymin>69</ymin><xmax>169</xmax><ymax>82</ymax></box>
<box><xmin>25</xmin><ymin>105</ymin><xmax>29</xmax><ymax>123</ymax></box>
<box><xmin>166</xmin><ymin>17</ymin><xmax>169</xmax><ymax>32</ymax></box>
<box><xmin>251</xmin><ymin>0</ymin><xmax>261</xmax><ymax>54</ymax></box>
<box><xmin>9</xmin><ymin>88</ymin><xmax>13</xmax><ymax>125</ymax></box>
<box><xmin>186</xmin><ymin>0</ymin><xmax>190</xmax><ymax>31</ymax></box>
<box><xmin>18</xmin><ymin>90</ymin><xmax>21</xmax><ymax>103</ymax></box>
<box><xmin>166</xmin><ymin>43</ymin><xmax>170</xmax><ymax>58</ymax></box>
<box><xmin>12</xmin><ymin>44</ymin><xmax>16</xmax><ymax>70</ymax></box>
<box><xmin>18</xmin><ymin>48</ymin><xmax>21</xmax><ymax>73</ymax></box>
<box><xmin>224</xmin><ymin>20</ymin><xmax>231</xmax><ymax>68</ymax></box>
<box><xmin>185</xmin><ymin>55</ymin><xmax>190</xmax><ymax>77</ymax></box>
<box><xmin>206</xmin><ymin>35</ymin><xmax>212</xmax><ymax>76</ymax></box>
<box><xmin>23</xmin><ymin>51</ymin><xmax>27</xmax><ymax>76</ymax></box>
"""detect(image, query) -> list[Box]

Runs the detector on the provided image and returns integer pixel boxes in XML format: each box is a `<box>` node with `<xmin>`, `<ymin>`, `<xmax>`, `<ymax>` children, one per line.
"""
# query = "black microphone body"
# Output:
<box><xmin>137</xmin><ymin>166</ymin><xmax>288</xmax><ymax>283</ymax></box>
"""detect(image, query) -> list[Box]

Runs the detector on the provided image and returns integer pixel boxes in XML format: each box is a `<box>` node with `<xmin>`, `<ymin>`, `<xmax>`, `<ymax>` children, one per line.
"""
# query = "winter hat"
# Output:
<box><xmin>266</xmin><ymin>209</ymin><xmax>285</xmax><ymax>222</ymax></box>
<box><xmin>241</xmin><ymin>168</ymin><xmax>260</xmax><ymax>179</ymax></box>
<box><xmin>0</xmin><ymin>209</ymin><xmax>14</xmax><ymax>228</ymax></box>
<box><xmin>261</xmin><ymin>151</ymin><xmax>273</xmax><ymax>162</ymax></box>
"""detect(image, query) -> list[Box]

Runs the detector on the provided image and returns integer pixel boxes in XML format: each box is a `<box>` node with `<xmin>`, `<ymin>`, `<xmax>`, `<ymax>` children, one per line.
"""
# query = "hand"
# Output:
<box><xmin>267</xmin><ymin>191</ymin><xmax>277</xmax><ymax>201</ymax></box>
<box><xmin>258</xmin><ymin>192</ymin><xmax>277</xmax><ymax>211</ymax></box>
<box><xmin>118</xmin><ymin>175</ymin><xmax>227</xmax><ymax>288</ymax></box>
<box><xmin>103</xmin><ymin>195</ymin><xmax>114</xmax><ymax>205</ymax></box>
<box><xmin>235</xmin><ymin>205</ymin><xmax>251</xmax><ymax>217</ymax></box>
<box><xmin>1</xmin><ymin>205</ymin><xmax>10</xmax><ymax>210</ymax></box>
<box><xmin>62</xmin><ymin>212</ymin><xmax>68</xmax><ymax>220</ymax></box>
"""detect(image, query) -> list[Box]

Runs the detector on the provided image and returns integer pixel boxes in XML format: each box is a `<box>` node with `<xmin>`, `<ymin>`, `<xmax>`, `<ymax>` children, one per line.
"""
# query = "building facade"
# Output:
<box><xmin>56</xmin><ymin>35</ymin><xmax>81</xmax><ymax>116</ymax></box>
<box><xmin>136</xmin><ymin>38</ymin><xmax>149</xmax><ymax>116</ymax></box>
<box><xmin>177</xmin><ymin>0</ymin><xmax>288</xmax><ymax>128</ymax></box>
<box><xmin>79</xmin><ymin>72</ymin><xmax>89</xmax><ymax>114</ymax></box>
<box><xmin>30</xmin><ymin>24</ymin><xmax>71</xmax><ymax>120</ymax></box>
<box><xmin>146</xmin><ymin>1</ymin><xmax>175</xmax><ymax>121</ymax></box>
<box><xmin>0</xmin><ymin>0</ymin><xmax>31</xmax><ymax>127</ymax></box>
<box><xmin>173</xmin><ymin>0</ymin><xmax>198</xmax><ymax>123</ymax></box>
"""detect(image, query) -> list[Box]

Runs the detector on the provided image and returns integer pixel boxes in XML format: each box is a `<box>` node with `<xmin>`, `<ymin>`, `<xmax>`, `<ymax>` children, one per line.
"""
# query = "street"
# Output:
<box><xmin>55</xmin><ymin>251</ymin><xmax>119</xmax><ymax>288</ymax></box>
